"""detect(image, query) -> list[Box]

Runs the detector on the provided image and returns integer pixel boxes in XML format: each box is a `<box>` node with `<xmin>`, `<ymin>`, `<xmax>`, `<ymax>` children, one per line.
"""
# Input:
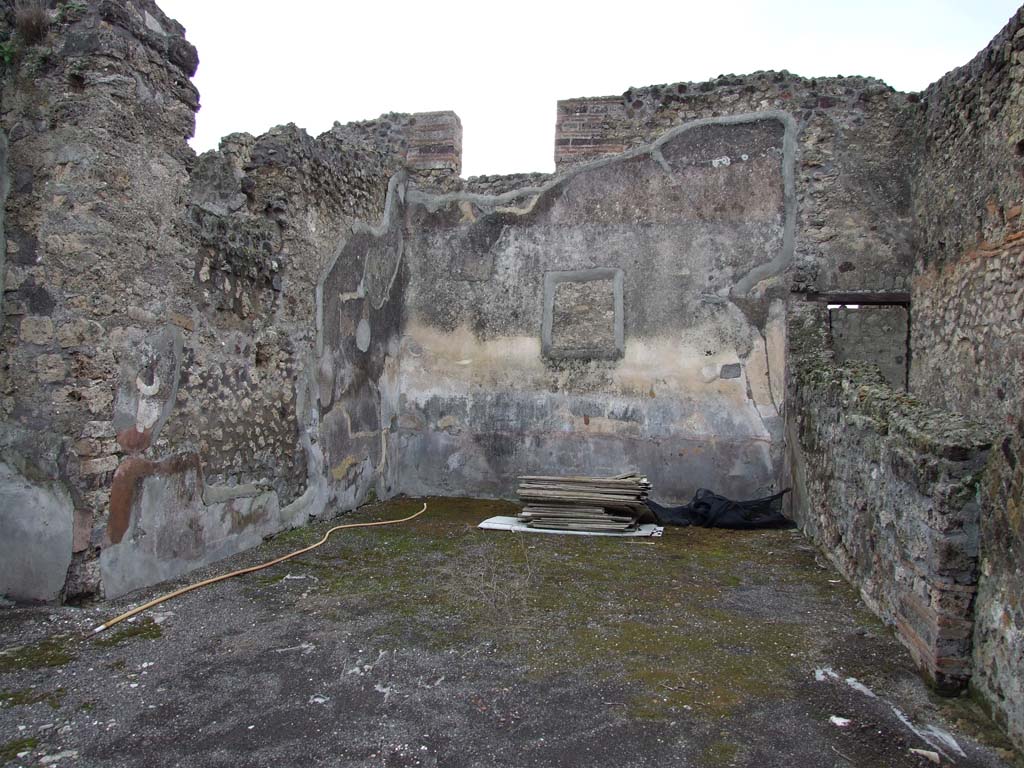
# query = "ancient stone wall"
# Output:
<box><xmin>975</xmin><ymin>419</ymin><xmax>1024</xmax><ymax>749</ymax></box>
<box><xmin>908</xmin><ymin>6</ymin><xmax>1024</xmax><ymax>748</ymax></box>
<box><xmin>462</xmin><ymin>172</ymin><xmax>552</xmax><ymax>196</ymax></box>
<box><xmin>555</xmin><ymin>73</ymin><xmax>920</xmax><ymax>296</ymax></box>
<box><xmin>0</xmin><ymin>0</ymin><xmax>203</xmax><ymax>600</ymax></box>
<box><xmin>0</xmin><ymin>4</ymin><xmax>1020</xmax><ymax>753</ymax></box>
<box><xmin>786</xmin><ymin>301</ymin><xmax>992</xmax><ymax>693</ymax></box>
<box><xmin>332</xmin><ymin>111</ymin><xmax>462</xmax><ymax>190</ymax></box>
<box><xmin>910</xmin><ymin>8</ymin><xmax>1024</xmax><ymax>427</ymax></box>
<box><xmin>396</xmin><ymin>114</ymin><xmax>793</xmax><ymax>502</ymax></box>
<box><xmin>0</xmin><ymin>0</ymin><xmax>410</xmax><ymax>600</ymax></box>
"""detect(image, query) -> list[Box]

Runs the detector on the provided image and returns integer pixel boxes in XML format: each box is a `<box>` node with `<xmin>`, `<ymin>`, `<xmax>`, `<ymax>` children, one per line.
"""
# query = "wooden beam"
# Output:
<box><xmin>800</xmin><ymin>291</ymin><xmax>911</xmax><ymax>306</ymax></box>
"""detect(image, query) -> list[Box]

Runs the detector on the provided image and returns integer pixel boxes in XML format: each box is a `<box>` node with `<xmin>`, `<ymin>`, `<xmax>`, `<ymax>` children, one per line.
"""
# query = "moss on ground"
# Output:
<box><xmin>92</xmin><ymin>618</ymin><xmax>162</xmax><ymax>648</ymax></box>
<box><xmin>0</xmin><ymin>635</ymin><xmax>76</xmax><ymax>672</ymax></box>
<box><xmin>0</xmin><ymin>687</ymin><xmax>65</xmax><ymax>710</ymax></box>
<box><xmin>0</xmin><ymin>736</ymin><xmax>38</xmax><ymax>762</ymax></box>
<box><xmin>242</xmin><ymin>498</ymin><xmax>832</xmax><ymax>721</ymax></box>
<box><xmin>701</xmin><ymin>739</ymin><xmax>741</xmax><ymax>766</ymax></box>
<box><xmin>0</xmin><ymin>496</ymin><xmax>1010</xmax><ymax>765</ymax></box>
<box><xmin>232</xmin><ymin>496</ymin><xmax>1016</xmax><ymax>741</ymax></box>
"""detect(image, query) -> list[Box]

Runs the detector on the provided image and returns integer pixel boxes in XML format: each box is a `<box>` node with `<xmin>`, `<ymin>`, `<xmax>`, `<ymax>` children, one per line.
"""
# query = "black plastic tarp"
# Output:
<box><xmin>645</xmin><ymin>488</ymin><xmax>792</xmax><ymax>529</ymax></box>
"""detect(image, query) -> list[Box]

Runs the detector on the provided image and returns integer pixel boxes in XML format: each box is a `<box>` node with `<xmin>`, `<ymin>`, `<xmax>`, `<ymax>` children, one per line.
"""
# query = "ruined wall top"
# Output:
<box><xmin>328</xmin><ymin>110</ymin><xmax>462</xmax><ymax>181</ymax></box>
<box><xmin>913</xmin><ymin>6</ymin><xmax>1024</xmax><ymax>269</ymax></box>
<box><xmin>550</xmin><ymin>69</ymin><xmax>920</xmax><ymax>296</ymax></box>
<box><xmin>553</xmin><ymin>71</ymin><xmax>915</xmax><ymax>170</ymax></box>
<box><xmin>0</xmin><ymin>0</ymin><xmax>199</xmax><ymax>106</ymax></box>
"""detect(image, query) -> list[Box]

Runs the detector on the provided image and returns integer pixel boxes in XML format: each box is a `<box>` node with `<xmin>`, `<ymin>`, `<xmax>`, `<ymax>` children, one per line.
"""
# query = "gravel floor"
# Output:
<box><xmin>0</xmin><ymin>497</ymin><xmax>1019</xmax><ymax>767</ymax></box>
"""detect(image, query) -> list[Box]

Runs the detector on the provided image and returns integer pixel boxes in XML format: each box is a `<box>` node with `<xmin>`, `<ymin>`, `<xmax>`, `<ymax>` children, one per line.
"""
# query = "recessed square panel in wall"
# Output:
<box><xmin>542</xmin><ymin>268</ymin><xmax>624</xmax><ymax>359</ymax></box>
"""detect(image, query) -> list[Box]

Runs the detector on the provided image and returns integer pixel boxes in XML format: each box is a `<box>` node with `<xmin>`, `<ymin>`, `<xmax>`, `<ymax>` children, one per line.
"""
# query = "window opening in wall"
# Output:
<box><xmin>827</xmin><ymin>301</ymin><xmax>910</xmax><ymax>392</ymax></box>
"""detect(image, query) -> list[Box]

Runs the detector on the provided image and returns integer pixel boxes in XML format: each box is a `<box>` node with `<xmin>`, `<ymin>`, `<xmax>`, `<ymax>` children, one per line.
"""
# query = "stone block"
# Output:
<box><xmin>80</xmin><ymin>455</ymin><xmax>119</xmax><ymax>475</ymax></box>
<box><xmin>35</xmin><ymin>353</ymin><xmax>66</xmax><ymax>382</ymax></box>
<box><xmin>57</xmin><ymin>318</ymin><xmax>105</xmax><ymax>348</ymax></box>
<box><xmin>19</xmin><ymin>315</ymin><xmax>54</xmax><ymax>344</ymax></box>
<box><xmin>830</xmin><ymin>305</ymin><xmax>908</xmax><ymax>391</ymax></box>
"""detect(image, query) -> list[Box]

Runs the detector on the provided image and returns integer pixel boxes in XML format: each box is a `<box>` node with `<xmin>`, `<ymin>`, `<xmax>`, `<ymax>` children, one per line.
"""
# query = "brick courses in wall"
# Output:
<box><xmin>786</xmin><ymin>301</ymin><xmax>993</xmax><ymax>693</ymax></box>
<box><xmin>975</xmin><ymin>421</ymin><xmax>1024</xmax><ymax>749</ymax></box>
<box><xmin>555</xmin><ymin>97</ymin><xmax>629</xmax><ymax>166</ymax></box>
<box><xmin>908</xmin><ymin>5</ymin><xmax>1024</xmax><ymax>749</ymax></box>
<box><xmin>403</xmin><ymin>111</ymin><xmax>462</xmax><ymax>174</ymax></box>
<box><xmin>910</xmin><ymin>6</ymin><xmax>1024</xmax><ymax>430</ymax></box>
<box><xmin>329</xmin><ymin>110</ymin><xmax>462</xmax><ymax>186</ymax></box>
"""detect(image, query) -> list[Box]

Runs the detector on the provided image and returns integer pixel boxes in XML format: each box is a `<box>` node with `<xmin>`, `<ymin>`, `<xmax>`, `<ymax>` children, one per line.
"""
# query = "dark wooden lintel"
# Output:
<box><xmin>800</xmin><ymin>291</ymin><xmax>911</xmax><ymax>306</ymax></box>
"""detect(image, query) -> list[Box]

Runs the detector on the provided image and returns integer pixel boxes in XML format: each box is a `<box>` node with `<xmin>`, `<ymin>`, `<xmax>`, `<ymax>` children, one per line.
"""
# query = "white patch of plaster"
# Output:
<box><xmin>745</xmin><ymin>338</ymin><xmax>776</xmax><ymax>414</ymax></box>
<box><xmin>401</xmin><ymin>322</ymin><xmax>761</xmax><ymax>408</ymax></box>
<box><xmin>136</xmin><ymin>374</ymin><xmax>160</xmax><ymax>397</ymax></box>
<box><xmin>613</xmin><ymin>336</ymin><xmax>749</xmax><ymax>400</ymax></box>
<box><xmin>814</xmin><ymin>667</ymin><xmax>837</xmax><ymax>682</ymax></box>
<box><xmin>399</xmin><ymin>323</ymin><xmax>775</xmax><ymax>447</ymax></box>
<box><xmin>134</xmin><ymin>373</ymin><xmax>163</xmax><ymax>431</ymax></box>
<box><xmin>273</xmin><ymin>641</ymin><xmax>316</xmax><ymax>655</ymax></box>
<box><xmin>135</xmin><ymin>399</ymin><xmax>162</xmax><ymax>432</ymax></box>
<box><xmin>816</xmin><ymin>666</ymin><xmax>964</xmax><ymax>760</ymax></box>
<box><xmin>892</xmin><ymin>708</ymin><xmax>966</xmax><ymax>759</ymax></box>
<box><xmin>844</xmin><ymin>676</ymin><xmax>877</xmax><ymax>699</ymax></box>
<box><xmin>764</xmin><ymin>299</ymin><xmax>787</xmax><ymax>413</ymax></box>
<box><xmin>399</xmin><ymin>322</ymin><xmax>545</xmax><ymax>394</ymax></box>
<box><xmin>356</xmin><ymin>319</ymin><xmax>371</xmax><ymax>352</ymax></box>
<box><xmin>338</xmin><ymin>282</ymin><xmax>364</xmax><ymax>303</ymax></box>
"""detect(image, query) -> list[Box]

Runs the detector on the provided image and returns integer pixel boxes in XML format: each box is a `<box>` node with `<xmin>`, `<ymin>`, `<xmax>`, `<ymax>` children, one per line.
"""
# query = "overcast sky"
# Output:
<box><xmin>156</xmin><ymin>0</ymin><xmax>1020</xmax><ymax>177</ymax></box>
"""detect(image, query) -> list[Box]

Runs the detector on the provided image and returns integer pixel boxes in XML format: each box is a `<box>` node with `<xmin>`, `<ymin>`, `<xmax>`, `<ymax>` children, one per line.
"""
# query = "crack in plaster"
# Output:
<box><xmin>760</xmin><ymin>329</ymin><xmax>782</xmax><ymax>416</ymax></box>
<box><xmin>407</xmin><ymin>111</ymin><xmax>797</xmax><ymax>299</ymax></box>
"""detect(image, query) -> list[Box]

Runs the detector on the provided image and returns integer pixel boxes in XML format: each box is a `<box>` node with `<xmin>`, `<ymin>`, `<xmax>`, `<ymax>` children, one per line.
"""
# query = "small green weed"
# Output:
<box><xmin>0</xmin><ymin>736</ymin><xmax>39</xmax><ymax>763</ymax></box>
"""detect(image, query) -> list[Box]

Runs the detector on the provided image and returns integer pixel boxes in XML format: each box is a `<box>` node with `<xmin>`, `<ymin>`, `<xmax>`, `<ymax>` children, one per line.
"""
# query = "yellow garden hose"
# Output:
<box><xmin>92</xmin><ymin>502</ymin><xmax>428</xmax><ymax>634</ymax></box>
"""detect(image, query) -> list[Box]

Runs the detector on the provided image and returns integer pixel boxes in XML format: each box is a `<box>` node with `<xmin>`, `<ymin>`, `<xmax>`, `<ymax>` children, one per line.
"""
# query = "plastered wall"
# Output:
<box><xmin>396</xmin><ymin>115</ymin><xmax>795</xmax><ymax>503</ymax></box>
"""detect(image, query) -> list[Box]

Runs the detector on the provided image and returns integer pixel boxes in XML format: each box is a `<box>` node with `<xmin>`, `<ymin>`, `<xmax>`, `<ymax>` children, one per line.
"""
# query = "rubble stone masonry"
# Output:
<box><xmin>787</xmin><ymin>302</ymin><xmax>992</xmax><ymax>693</ymax></box>
<box><xmin>0</xmin><ymin>0</ymin><xmax>438</xmax><ymax>600</ymax></box>
<box><xmin>910</xmin><ymin>6</ymin><xmax>1024</xmax><ymax>748</ymax></box>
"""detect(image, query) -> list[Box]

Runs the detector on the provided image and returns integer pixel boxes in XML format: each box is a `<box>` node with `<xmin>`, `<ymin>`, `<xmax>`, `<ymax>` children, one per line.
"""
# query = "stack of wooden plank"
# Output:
<box><xmin>516</xmin><ymin>473</ymin><xmax>651</xmax><ymax>532</ymax></box>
